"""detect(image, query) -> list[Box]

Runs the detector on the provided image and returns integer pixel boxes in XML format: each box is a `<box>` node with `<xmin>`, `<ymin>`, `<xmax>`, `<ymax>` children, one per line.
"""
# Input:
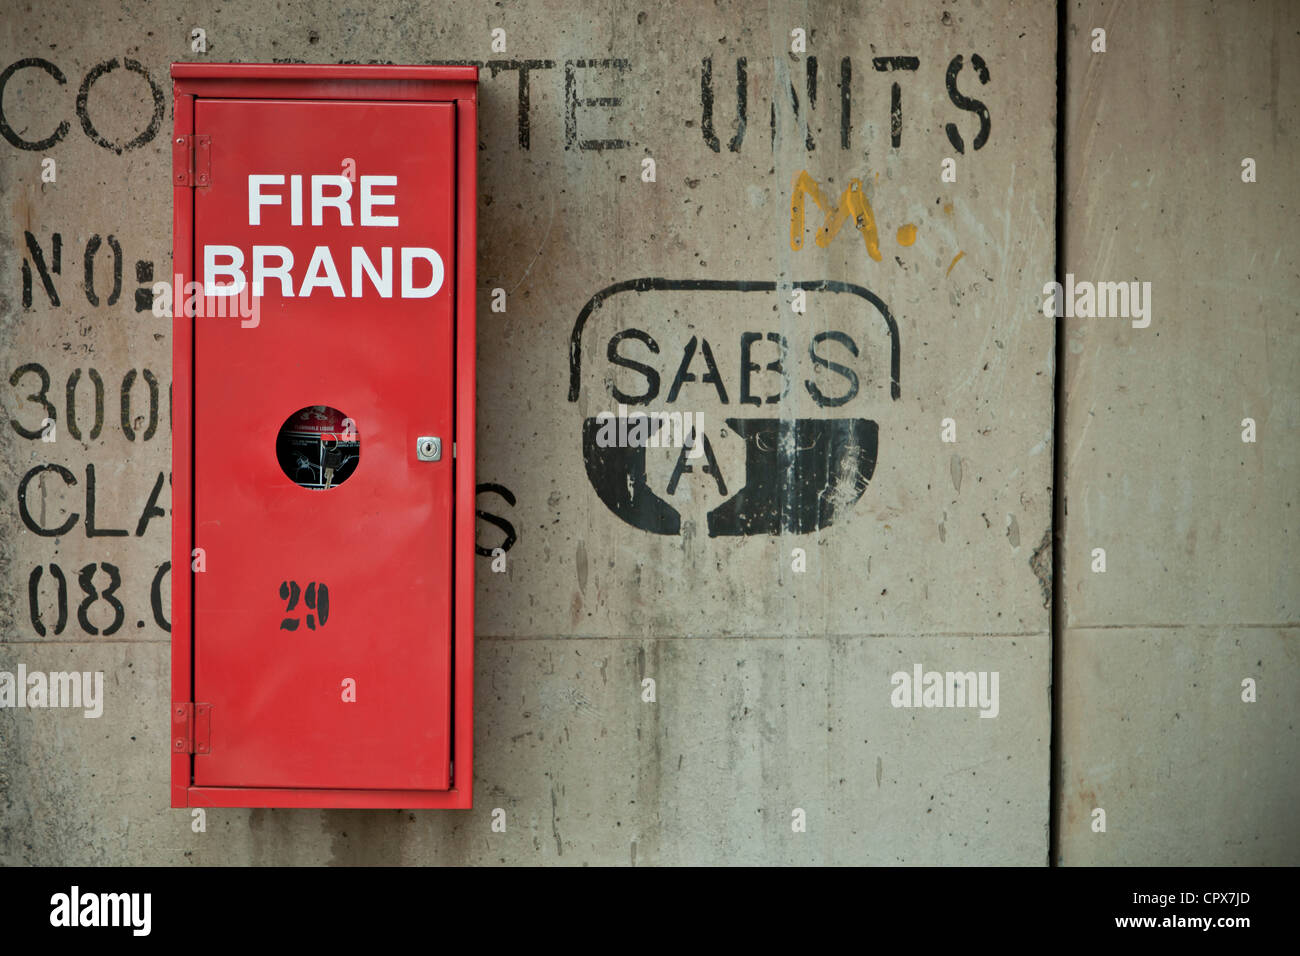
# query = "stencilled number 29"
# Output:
<box><xmin>279</xmin><ymin>580</ymin><xmax>330</xmax><ymax>631</ymax></box>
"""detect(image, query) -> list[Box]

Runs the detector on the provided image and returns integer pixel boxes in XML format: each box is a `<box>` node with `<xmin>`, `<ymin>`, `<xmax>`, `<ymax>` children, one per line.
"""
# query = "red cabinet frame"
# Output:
<box><xmin>170</xmin><ymin>64</ymin><xmax>477</xmax><ymax>809</ymax></box>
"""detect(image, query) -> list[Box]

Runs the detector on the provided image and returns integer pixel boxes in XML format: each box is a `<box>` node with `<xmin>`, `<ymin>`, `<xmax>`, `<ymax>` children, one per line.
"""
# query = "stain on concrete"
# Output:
<box><xmin>1029</xmin><ymin>528</ymin><xmax>1052</xmax><ymax>609</ymax></box>
<box><xmin>550</xmin><ymin>783</ymin><xmax>562</xmax><ymax>856</ymax></box>
<box><xmin>324</xmin><ymin>808</ymin><xmax>409</xmax><ymax>866</ymax></box>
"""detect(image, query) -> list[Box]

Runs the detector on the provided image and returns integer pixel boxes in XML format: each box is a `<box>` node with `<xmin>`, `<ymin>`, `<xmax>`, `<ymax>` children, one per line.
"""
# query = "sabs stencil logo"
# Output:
<box><xmin>49</xmin><ymin>886</ymin><xmax>151</xmax><ymax>936</ymax></box>
<box><xmin>568</xmin><ymin>278</ymin><xmax>900</xmax><ymax>536</ymax></box>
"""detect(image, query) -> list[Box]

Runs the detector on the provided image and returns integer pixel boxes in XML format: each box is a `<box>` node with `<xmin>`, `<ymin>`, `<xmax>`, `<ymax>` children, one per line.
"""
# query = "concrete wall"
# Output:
<box><xmin>1055</xmin><ymin>0</ymin><xmax>1300</xmax><ymax>864</ymax></box>
<box><xmin>0</xmin><ymin>0</ymin><xmax>1291</xmax><ymax>866</ymax></box>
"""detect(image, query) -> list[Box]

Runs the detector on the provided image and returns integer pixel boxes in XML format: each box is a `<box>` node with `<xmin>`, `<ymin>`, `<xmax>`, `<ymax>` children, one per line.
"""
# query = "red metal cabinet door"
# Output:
<box><xmin>191</xmin><ymin>99</ymin><xmax>456</xmax><ymax>790</ymax></box>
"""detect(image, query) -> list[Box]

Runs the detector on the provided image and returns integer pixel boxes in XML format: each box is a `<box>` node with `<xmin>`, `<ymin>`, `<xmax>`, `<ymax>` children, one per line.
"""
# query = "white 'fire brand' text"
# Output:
<box><xmin>200</xmin><ymin>174</ymin><xmax>445</xmax><ymax>300</ymax></box>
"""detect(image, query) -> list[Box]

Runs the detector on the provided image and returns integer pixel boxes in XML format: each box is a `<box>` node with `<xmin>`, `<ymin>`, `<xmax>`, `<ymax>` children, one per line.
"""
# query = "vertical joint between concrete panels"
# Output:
<box><xmin>1048</xmin><ymin>0</ymin><xmax>1069</xmax><ymax>869</ymax></box>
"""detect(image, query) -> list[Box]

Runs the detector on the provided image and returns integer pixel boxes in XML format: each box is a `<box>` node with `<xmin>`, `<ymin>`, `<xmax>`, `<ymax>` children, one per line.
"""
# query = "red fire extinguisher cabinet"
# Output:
<box><xmin>170</xmin><ymin>64</ymin><xmax>477</xmax><ymax>808</ymax></box>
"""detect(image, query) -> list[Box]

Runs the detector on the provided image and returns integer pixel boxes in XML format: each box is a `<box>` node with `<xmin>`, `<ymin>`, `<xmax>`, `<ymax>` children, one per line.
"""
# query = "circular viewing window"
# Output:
<box><xmin>275</xmin><ymin>405</ymin><xmax>360</xmax><ymax>490</ymax></box>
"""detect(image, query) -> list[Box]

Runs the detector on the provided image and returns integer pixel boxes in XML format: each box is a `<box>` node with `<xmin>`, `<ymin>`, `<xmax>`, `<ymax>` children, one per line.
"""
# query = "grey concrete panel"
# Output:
<box><xmin>1056</xmin><ymin>0</ymin><xmax>1300</xmax><ymax>864</ymax></box>
<box><xmin>1</xmin><ymin>0</ymin><xmax>1056</xmax><ymax>864</ymax></box>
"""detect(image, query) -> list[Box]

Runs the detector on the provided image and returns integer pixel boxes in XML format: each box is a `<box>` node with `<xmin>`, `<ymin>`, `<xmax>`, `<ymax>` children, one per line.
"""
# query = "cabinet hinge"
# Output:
<box><xmin>172</xmin><ymin>702</ymin><xmax>212</xmax><ymax>754</ymax></box>
<box><xmin>172</xmin><ymin>134</ymin><xmax>211</xmax><ymax>188</ymax></box>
